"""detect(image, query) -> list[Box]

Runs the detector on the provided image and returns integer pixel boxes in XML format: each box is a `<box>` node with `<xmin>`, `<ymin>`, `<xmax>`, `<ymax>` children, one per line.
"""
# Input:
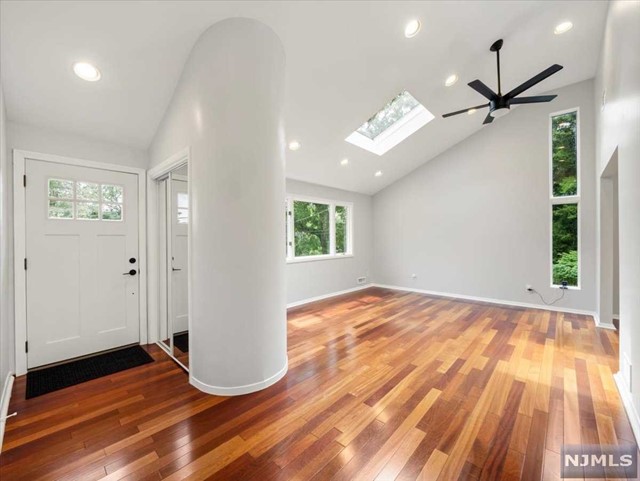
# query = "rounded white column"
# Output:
<box><xmin>179</xmin><ymin>18</ymin><xmax>287</xmax><ymax>394</ymax></box>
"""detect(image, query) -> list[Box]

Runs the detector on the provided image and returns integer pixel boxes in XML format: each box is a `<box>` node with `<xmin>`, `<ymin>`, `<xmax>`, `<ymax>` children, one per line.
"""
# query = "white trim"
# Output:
<box><xmin>0</xmin><ymin>372</ymin><xmax>15</xmax><ymax>454</ymax></box>
<box><xmin>147</xmin><ymin>148</ymin><xmax>190</xmax><ymax>371</ymax></box>
<box><xmin>12</xmin><ymin>150</ymin><xmax>147</xmax><ymax>376</ymax></box>
<box><xmin>286</xmin><ymin>193</ymin><xmax>353</xmax><ymax>262</ymax></box>
<box><xmin>549</xmin><ymin>108</ymin><xmax>581</xmax><ymax>289</ymax></box>
<box><xmin>373</xmin><ymin>283</ymin><xmax>602</xmax><ymax>320</ymax></box>
<box><xmin>614</xmin><ymin>372</ymin><xmax>640</xmax><ymax>445</ymax></box>
<box><xmin>345</xmin><ymin>103</ymin><xmax>435</xmax><ymax>156</ymax></box>
<box><xmin>613</xmin><ymin>314</ymin><xmax>620</xmax><ymax>320</ymax></box>
<box><xmin>286</xmin><ymin>284</ymin><xmax>372</xmax><ymax>309</ymax></box>
<box><xmin>189</xmin><ymin>358</ymin><xmax>288</xmax><ymax>396</ymax></box>
<box><xmin>592</xmin><ymin>312</ymin><xmax>617</xmax><ymax>331</ymax></box>
<box><xmin>287</xmin><ymin>254</ymin><xmax>354</xmax><ymax>265</ymax></box>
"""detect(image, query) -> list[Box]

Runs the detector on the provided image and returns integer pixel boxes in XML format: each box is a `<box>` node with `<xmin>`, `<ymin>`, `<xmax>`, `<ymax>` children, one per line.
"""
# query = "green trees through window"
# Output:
<box><xmin>287</xmin><ymin>198</ymin><xmax>351</xmax><ymax>259</ymax></box>
<box><xmin>293</xmin><ymin>201</ymin><xmax>330</xmax><ymax>257</ymax></box>
<box><xmin>550</xmin><ymin>110</ymin><xmax>579</xmax><ymax>286</ymax></box>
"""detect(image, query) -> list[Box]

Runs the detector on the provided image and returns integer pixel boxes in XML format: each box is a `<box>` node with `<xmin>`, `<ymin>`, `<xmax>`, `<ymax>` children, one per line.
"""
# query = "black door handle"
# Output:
<box><xmin>172</xmin><ymin>267</ymin><xmax>182</xmax><ymax>271</ymax></box>
<box><xmin>123</xmin><ymin>269</ymin><xmax>137</xmax><ymax>276</ymax></box>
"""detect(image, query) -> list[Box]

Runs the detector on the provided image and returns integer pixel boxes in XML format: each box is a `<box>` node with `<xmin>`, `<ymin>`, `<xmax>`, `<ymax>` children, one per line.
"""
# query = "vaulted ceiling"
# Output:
<box><xmin>0</xmin><ymin>1</ymin><xmax>607</xmax><ymax>194</ymax></box>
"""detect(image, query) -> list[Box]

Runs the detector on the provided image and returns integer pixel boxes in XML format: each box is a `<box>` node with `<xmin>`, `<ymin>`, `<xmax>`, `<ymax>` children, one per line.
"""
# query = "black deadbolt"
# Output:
<box><xmin>129</xmin><ymin>257</ymin><xmax>137</xmax><ymax>264</ymax></box>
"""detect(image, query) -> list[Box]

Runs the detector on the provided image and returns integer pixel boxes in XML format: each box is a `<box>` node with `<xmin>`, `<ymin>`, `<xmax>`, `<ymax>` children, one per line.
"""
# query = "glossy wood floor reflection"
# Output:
<box><xmin>1</xmin><ymin>288</ymin><xmax>637</xmax><ymax>480</ymax></box>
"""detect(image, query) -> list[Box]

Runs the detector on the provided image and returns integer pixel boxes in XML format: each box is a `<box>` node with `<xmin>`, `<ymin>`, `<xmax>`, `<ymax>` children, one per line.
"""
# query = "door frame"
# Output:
<box><xmin>146</xmin><ymin>148</ymin><xmax>190</xmax><ymax>368</ymax></box>
<box><xmin>13</xmin><ymin>150</ymin><xmax>147</xmax><ymax>376</ymax></box>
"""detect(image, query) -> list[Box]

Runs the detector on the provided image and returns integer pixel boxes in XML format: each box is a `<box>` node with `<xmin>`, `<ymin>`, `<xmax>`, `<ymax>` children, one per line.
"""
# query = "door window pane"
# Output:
<box><xmin>102</xmin><ymin>203</ymin><xmax>123</xmax><ymax>221</ymax></box>
<box><xmin>177</xmin><ymin>193</ymin><xmax>189</xmax><ymax>224</ymax></box>
<box><xmin>102</xmin><ymin>184</ymin><xmax>124</xmax><ymax>203</ymax></box>
<box><xmin>551</xmin><ymin>111</ymin><xmax>578</xmax><ymax>197</ymax></box>
<box><xmin>335</xmin><ymin>205</ymin><xmax>347</xmax><ymax>254</ymax></box>
<box><xmin>76</xmin><ymin>182</ymin><xmax>99</xmax><ymax>201</ymax></box>
<box><xmin>48</xmin><ymin>179</ymin><xmax>74</xmax><ymax>199</ymax></box>
<box><xmin>49</xmin><ymin>200</ymin><xmax>74</xmax><ymax>219</ymax></box>
<box><xmin>77</xmin><ymin>202</ymin><xmax>100</xmax><ymax>220</ymax></box>
<box><xmin>552</xmin><ymin>203</ymin><xmax>578</xmax><ymax>286</ymax></box>
<box><xmin>294</xmin><ymin>200</ymin><xmax>330</xmax><ymax>257</ymax></box>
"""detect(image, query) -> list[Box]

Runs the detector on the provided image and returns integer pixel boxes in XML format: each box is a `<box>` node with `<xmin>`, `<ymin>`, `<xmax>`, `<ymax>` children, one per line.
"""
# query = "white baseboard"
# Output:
<box><xmin>189</xmin><ymin>358</ymin><xmax>288</xmax><ymax>396</ymax></box>
<box><xmin>372</xmin><ymin>283</ymin><xmax>602</xmax><ymax>323</ymax></box>
<box><xmin>287</xmin><ymin>284</ymin><xmax>372</xmax><ymax>309</ymax></box>
<box><xmin>614</xmin><ymin>372</ymin><xmax>640</xmax><ymax>445</ymax></box>
<box><xmin>0</xmin><ymin>371</ymin><xmax>15</xmax><ymax>454</ymax></box>
<box><xmin>592</xmin><ymin>312</ymin><xmax>617</xmax><ymax>331</ymax></box>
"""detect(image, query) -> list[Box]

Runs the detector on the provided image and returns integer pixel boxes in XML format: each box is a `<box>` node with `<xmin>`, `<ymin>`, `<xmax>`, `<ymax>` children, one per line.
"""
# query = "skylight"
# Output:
<box><xmin>346</xmin><ymin>91</ymin><xmax>434</xmax><ymax>156</ymax></box>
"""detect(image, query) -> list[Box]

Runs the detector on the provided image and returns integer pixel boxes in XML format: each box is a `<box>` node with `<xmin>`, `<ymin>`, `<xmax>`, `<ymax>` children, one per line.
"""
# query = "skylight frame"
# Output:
<box><xmin>346</xmin><ymin>91</ymin><xmax>434</xmax><ymax>156</ymax></box>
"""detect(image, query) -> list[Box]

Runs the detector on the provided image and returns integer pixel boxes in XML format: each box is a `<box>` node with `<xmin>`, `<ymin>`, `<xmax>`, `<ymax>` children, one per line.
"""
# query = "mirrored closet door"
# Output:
<box><xmin>157</xmin><ymin>164</ymin><xmax>189</xmax><ymax>371</ymax></box>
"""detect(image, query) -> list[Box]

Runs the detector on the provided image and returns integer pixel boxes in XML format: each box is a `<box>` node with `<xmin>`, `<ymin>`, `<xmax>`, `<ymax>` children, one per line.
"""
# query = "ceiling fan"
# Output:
<box><xmin>442</xmin><ymin>39</ymin><xmax>563</xmax><ymax>124</ymax></box>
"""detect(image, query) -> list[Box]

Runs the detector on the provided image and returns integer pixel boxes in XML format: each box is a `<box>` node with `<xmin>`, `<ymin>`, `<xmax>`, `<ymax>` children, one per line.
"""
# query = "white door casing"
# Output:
<box><xmin>170</xmin><ymin>177</ymin><xmax>189</xmax><ymax>334</ymax></box>
<box><xmin>24</xmin><ymin>158</ymin><xmax>140</xmax><ymax>368</ymax></box>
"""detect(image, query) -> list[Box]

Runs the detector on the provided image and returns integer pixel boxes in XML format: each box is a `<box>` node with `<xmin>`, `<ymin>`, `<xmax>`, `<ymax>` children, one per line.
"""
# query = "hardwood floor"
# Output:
<box><xmin>1</xmin><ymin>287</ymin><xmax>637</xmax><ymax>480</ymax></box>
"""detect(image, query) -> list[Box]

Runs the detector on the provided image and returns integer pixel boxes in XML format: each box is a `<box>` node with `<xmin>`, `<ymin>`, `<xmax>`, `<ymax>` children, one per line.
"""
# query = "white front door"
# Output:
<box><xmin>25</xmin><ymin>159</ymin><xmax>140</xmax><ymax>368</ymax></box>
<box><xmin>170</xmin><ymin>178</ymin><xmax>189</xmax><ymax>334</ymax></box>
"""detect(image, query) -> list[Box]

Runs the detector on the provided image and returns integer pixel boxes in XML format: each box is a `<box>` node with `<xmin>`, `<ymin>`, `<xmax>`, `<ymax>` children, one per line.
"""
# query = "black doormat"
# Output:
<box><xmin>26</xmin><ymin>345</ymin><xmax>154</xmax><ymax>399</ymax></box>
<box><xmin>173</xmin><ymin>333</ymin><xmax>189</xmax><ymax>353</ymax></box>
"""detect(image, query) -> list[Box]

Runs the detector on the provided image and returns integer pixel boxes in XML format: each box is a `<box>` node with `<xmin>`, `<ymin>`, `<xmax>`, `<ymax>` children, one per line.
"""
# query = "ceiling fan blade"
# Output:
<box><xmin>510</xmin><ymin>95</ymin><xmax>557</xmax><ymax>104</ymax></box>
<box><xmin>483</xmin><ymin>113</ymin><xmax>494</xmax><ymax>125</ymax></box>
<box><xmin>442</xmin><ymin>103</ymin><xmax>489</xmax><ymax>118</ymax></box>
<box><xmin>506</xmin><ymin>64</ymin><xmax>563</xmax><ymax>99</ymax></box>
<box><xmin>468</xmin><ymin>80</ymin><xmax>497</xmax><ymax>100</ymax></box>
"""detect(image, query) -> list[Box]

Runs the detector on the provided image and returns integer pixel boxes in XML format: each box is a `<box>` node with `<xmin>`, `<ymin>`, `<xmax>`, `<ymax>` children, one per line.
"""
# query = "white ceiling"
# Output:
<box><xmin>0</xmin><ymin>1</ymin><xmax>607</xmax><ymax>194</ymax></box>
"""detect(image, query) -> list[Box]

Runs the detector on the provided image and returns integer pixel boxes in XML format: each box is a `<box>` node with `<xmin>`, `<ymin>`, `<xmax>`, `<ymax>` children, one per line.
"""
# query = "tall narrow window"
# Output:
<box><xmin>285</xmin><ymin>196</ymin><xmax>352</xmax><ymax>261</ymax></box>
<box><xmin>550</xmin><ymin>109</ymin><xmax>579</xmax><ymax>287</ymax></box>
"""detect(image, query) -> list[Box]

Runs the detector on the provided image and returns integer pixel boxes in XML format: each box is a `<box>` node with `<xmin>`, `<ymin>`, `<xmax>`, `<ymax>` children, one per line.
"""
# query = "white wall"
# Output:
<box><xmin>286</xmin><ymin>179</ymin><xmax>373</xmax><ymax>304</ymax></box>
<box><xmin>0</xmin><ymin>86</ymin><xmax>15</xmax><ymax>388</ymax></box>
<box><xmin>7</xmin><ymin>122</ymin><xmax>148</xmax><ymax>169</ymax></box>
<box><xmin>595</xmin><ymin>0</ymin><xmax>640</xmax><ymax>437</ymax></box>
<box><xmin>373</xmin><ymin>79</ymin><xmax>596</xmax><ymax>312</ymax></box>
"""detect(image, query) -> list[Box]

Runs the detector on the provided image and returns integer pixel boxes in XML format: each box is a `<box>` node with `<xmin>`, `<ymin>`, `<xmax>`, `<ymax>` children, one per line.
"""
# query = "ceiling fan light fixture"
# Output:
<box><xmin>489</xmin><ymin>107</ymin><xmax>510</xmax><ymax>118</ymax></box>
<box><xmin>554</xmin><ymin>21</ymin><xmax>573</xmax><ymax>35</ymax></box>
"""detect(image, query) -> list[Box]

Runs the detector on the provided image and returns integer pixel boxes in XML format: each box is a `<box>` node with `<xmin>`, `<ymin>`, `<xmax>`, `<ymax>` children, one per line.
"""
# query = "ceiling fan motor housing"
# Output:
<box><xmin>489</xmin><ymin>97</ymin><xmax>511</xmax><ymax>117</ymax></box>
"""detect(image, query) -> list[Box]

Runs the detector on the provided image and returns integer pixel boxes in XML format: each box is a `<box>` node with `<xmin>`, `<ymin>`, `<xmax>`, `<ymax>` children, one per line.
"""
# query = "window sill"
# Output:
<box><xmin>287</xmin><ymin>254</ymin><xmax>354</xmax><ymax>264</ymax></box>
<box><xmin>550</xmin><ymin>285</ymin><xmax>581</xmax><ymax>291</ymax></box>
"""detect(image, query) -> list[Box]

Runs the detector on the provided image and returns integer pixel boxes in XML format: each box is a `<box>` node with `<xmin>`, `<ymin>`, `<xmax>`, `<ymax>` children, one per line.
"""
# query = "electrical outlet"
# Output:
<box><xmin>410</xmin><ymin>273</ymin><xmax>417</xmax><ymax>279</ymax></box>
<box><xmin>357</xmin><ymin>276</ymin><xmax>367</xmax><ymax>285</ymax></box>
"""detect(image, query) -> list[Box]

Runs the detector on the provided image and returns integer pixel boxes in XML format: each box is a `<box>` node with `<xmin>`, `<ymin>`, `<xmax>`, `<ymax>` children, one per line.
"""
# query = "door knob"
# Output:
<box><xmin>123</xmin><ymin>269</ymin><xmax>137</xmax><ymax>276</ymax></box>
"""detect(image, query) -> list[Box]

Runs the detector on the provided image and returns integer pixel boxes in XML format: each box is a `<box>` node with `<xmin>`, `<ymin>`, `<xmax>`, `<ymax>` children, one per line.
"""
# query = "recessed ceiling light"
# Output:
<box><xmin>288</xmin><ymin>140</ymin><xmax>301</xmax><ymax>151</ymax></box>
<box><xmin>404</xmin><ymin>19</ymin><xmax>421</xmax><ymax>38</ymax></box>
<box><xmin>340</xmin><ymin>158</ymin><xmax>349</xmax><ymax>166</ymax></box>
<box><xmin>374</xmin><ymin>170</ymin><xmax>383</xmax><ymax>177</ymax></box>
<box><xmin>73</xmin><ymin>62</ymin><xmax>101</xmax><ymax>82</ymax></box>
<box><xmin>468</xmin><ymin>108</ymin><xmax>477</xmax><ymax>115</ymax></box>
<box><xmin>554</xmin><ymin>21</ymin><xmax>573</xmax><ymax>35</ymax></box>
<box><xmin>445</xmin><ymin>74</ymin><xmax>458</xmax><ymax>87</ymax></box>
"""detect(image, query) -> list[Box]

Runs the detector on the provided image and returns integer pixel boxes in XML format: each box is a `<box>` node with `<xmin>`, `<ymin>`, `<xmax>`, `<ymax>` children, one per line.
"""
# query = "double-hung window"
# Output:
<box><xmin>285</xmin><ymin>195</ymin><xmax>353</xmax><ymax>262</ymax></box>
<box><xmin>549</xmin><ymin>108</ymin><xmax>580</xmax><ymax>288</ymax></box>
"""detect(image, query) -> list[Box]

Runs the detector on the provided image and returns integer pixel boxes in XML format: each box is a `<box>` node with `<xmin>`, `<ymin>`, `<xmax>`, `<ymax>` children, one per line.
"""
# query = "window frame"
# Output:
<box><xmin>285</xmin><ymin>194</ymin><xmax>354</xmax><ymax>263</ymax></box>
<box><xmin>548</xmin><ymin>107</ymin><xmax>581</xmax><ymax>289</ymax></box>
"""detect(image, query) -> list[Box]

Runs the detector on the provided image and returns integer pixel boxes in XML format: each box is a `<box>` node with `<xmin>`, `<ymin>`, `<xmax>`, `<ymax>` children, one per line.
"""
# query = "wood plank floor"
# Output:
<box><xmin>1</xmin><ymin>287</ymin><xmax>638</xmax><ymax>480</ymax></box>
